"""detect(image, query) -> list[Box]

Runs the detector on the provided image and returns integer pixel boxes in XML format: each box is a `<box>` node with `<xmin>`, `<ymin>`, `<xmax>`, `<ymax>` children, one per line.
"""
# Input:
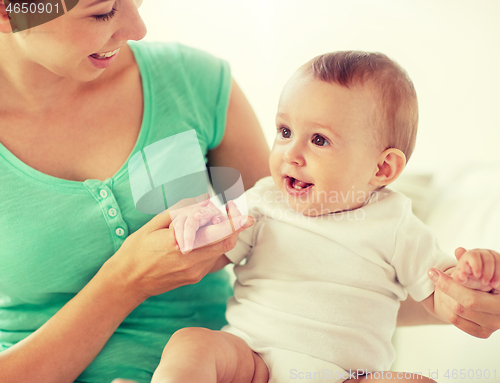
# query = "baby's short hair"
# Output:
<box><xmin>301</xmin><ymin>51</ymin><xmax>418</xmax><ymax>162</ymax></box>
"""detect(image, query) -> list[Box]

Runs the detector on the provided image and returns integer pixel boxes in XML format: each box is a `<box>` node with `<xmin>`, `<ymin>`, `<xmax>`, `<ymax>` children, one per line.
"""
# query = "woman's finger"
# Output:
<box><xmin>144</xmin><ymin>209</ymin><xmax>173</xmax><ymax>233</ymax></box>
<box><xmin>172</xmin><ymin>215</ymin><xmax>188</xmax><ymax>251</ymax></box>
<box><xmin>226</xmin><ymin>200</ymin><xmax>244</xmax><ymax>231</ymax></box>
<box><xmin>170</xmin><ymin>193</ymin><xmax>210</xmax><ymax>210</ymax></box>
<box><xmin>434</xmin><ymin>285</ymin><xmax>499</xmax><ymax>338</ymax></box>
<box><xmin>433</xmin><ymin>269</ymin><xmax>500</xmax><ymax>313</ymax></box>
<box><xmin>442</xmin><ymin>307</ymin><xmax>494</xmax><ymax>339</ymax></box>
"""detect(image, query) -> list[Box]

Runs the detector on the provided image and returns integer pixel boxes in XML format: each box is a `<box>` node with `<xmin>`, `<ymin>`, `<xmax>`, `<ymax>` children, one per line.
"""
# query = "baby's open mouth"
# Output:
<box><xmin>286</xmin><ymin>176</ymin><xmax>314</xmax><ymax>191</ymax></box>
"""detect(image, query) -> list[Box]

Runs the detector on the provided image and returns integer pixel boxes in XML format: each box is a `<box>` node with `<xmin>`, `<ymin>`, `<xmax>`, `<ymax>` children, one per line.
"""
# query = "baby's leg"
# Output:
<box><xmin>151</xmin><ymin>327</ymin><xmax>269</xmax><ymax>383</ymax></box>
<box><xmin>345</xmin><ymin>371</ymin><xmax>436</xmax><ymax>383</ymax></box>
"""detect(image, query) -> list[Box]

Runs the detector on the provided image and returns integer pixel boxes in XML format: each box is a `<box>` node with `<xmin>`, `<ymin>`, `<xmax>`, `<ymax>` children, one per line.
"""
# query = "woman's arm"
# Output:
<box><xmin>0</xmin><ymin>208</ymin><xmax>251</xmax><ymax>383</ymax></box>
<box><xmin>0</xmin><ymin>267</ymin><xmax>142</xmax><ymax>383</ymax></box>
<box><xmin>397</xmin><ymin>295</ymin><xmax>447</xmax><ymax>326</ymax></box>
<box><xmin>207</xmin><ymin>78</ymin><xmax>271</xmax><ymax>190</ymax></box>
<box><xmin>398</xmin><ymin>268</ymin><xmax>500</xmax><ymax>339</ymax></box>
<box><xmin>429</xmin><ymin>268</ymin><xmax>500</xmax><ymax>338</ymax></box>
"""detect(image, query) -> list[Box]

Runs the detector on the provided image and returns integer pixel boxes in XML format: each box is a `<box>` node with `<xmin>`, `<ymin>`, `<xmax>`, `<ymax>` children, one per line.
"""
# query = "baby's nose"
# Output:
<box><xmin>283</xmin><ymin>146</ymin><xmax>305</xmax><ymax>166</ymax></box>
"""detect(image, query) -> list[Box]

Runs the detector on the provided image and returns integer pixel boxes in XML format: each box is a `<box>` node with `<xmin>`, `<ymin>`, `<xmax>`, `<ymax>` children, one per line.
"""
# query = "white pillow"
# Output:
<box><xmin>425</xmin><ymin>162</ymin><xmax>500</xmax><ymax>253</ymax></box>
<box><xmin>392</xmin><ymin>162</ymin><xmax>500</xmax><ymax>380</ymax></box>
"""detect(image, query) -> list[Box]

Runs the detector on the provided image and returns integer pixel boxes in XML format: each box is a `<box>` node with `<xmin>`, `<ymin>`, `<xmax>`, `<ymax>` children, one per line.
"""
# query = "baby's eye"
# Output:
<box><xmin>277</xmin><ymin>127</ymin><xmax>292</xmax><ymax>139</ymax></box>
<box><xmin>312</xmin><ymin>134</ymin><xmax>330</xmax><ymax>146</ymax></box>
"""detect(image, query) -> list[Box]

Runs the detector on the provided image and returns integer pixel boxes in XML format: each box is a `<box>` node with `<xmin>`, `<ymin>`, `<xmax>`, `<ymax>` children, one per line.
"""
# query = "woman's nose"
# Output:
<box><xmin>283</xmin><ymin>143</ymin><xmax>305</xmax><ymax>166</ymax></box>
<box><xmin>115</xmin><ymin>0</ymin><xmax>147</xmax><ymax>42</ymax></box>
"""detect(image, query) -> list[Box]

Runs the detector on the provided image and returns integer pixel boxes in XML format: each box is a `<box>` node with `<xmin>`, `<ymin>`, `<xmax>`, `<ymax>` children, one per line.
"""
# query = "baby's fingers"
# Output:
<box><xmin>478</xmin><ymin>250</ymin><xmax>496</xmax><ymax>286</ymax></box>
<box><xmin>489</xmin><ymin>249</ymin><xmax>500</xmax><ymax>289</ymax></box>
<box><xmin>181</xmin><ymin>216</ymin><xmax>201</xmax><ymax>254</ymax></box>
<box><xmin>211</xmin><ymin>212</ymin><xmax>227</xmax><ymax>225</ymax></box>
<box><xmin>454</xmin><ymin>247</ymin><xmax>467</xmax><ymax>261</ymax></box>
<box><xmin>191</xmin><ymin>214</ymin><xmax>254</xmax><ymax>251</ymax></box>
<box><xmin>463</xmin><ymin>250</ymin><xmax>484</xmax><ymax>280</ymax></box>
<box><xmin>194</xmin><ymin>206</ymin><xmax>217</xmax><ymax>223</ymax></box>
<box><xmin>455</xmin><ymin>255</ymin><xmax>472</xmax><ymax>281</ymax></box>
<box><xmin>453</xmin><ymin>269</ymin><xmax>469</xmax><ymax>284</ymax></box>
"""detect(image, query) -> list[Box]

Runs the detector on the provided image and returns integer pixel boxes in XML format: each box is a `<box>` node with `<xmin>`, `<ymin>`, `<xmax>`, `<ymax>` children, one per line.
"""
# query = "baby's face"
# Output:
<box><xmin>269</xmin><ymin>73</ymin><xmax>383</xmax><ymax>216</ymax></box>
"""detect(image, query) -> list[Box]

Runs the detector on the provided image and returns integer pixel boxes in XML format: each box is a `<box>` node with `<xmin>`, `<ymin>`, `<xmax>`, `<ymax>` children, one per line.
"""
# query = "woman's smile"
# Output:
<box><xmin>90</xmin><ymin>47</ymin><xmax>122</xmax><ymax>59</ymax></box>
<box><xmin>88</xmin><ymin>49</ymin><xmax>120</xmax><ymax>68</ymax></box>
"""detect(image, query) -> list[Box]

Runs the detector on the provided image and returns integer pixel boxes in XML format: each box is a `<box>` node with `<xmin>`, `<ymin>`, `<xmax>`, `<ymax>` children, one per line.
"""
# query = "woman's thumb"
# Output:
<box><xmin>145</xmin><ymin>209</ymin><xmax>173</xmax><ymax>232</ymax></box>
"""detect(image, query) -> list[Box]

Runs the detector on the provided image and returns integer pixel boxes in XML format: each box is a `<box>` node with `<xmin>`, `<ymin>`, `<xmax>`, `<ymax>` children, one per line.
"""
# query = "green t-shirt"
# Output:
<box><xmin>0</xmin><ymin>41</ymin><xmax>233</xmax><ymax>382</ymax></box>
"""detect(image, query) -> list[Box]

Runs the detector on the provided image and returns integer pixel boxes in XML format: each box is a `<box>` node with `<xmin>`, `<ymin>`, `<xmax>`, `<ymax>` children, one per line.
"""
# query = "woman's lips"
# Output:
<box><xmin>88</xmin><ymin>50</ymin><xmax>120</xmax><ymax>69</ymax></box>
<box><xmin>0</xmin><ymin>1</ymin><xmax>8</xmax><ymax>18</ymax></box>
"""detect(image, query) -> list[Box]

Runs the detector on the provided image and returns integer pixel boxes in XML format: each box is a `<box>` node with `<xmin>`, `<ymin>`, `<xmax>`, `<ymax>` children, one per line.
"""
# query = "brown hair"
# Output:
<box><xmin>301</xmin><ymin>51</ymin><xmax>418</xmax><ymax>162</ymax></box>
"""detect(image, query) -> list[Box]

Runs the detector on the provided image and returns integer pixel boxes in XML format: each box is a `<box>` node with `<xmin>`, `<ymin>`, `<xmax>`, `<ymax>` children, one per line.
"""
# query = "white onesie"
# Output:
<box><xmin>223</xmin><ymin>176</ymin><xmax>457</xmax><ymax>383</ymax></box>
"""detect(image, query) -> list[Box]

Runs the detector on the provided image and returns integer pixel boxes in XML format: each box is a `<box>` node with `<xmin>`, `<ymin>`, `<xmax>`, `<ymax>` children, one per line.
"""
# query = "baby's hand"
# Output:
<box><xmin>451</xmin><ymin>247</ymin><xmax>500</xmax><ymax>292</ymax></box>
<box><xmin>171</xmin><ymin>197</ymin><xmax>227</xmax><ymax>254</ymax></box>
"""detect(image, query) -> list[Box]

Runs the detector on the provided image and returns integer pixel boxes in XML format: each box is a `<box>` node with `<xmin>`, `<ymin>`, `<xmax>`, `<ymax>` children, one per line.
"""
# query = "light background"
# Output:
<box><xmin>138</xmin><ymin>0</ymin><xmax>500</xmax><ymax>380</ymax></box>
<box><xmin>139</xmin><ymin>0</ymin><xmax>500</xmax><ymax>172</ymax></box>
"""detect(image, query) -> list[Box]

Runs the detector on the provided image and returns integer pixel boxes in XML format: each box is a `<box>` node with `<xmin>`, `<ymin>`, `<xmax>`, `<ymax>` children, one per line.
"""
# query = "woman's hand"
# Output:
<box><xmin>428</xmin><ymin>249</ymin><xmax>500</xmax><ymax>338</ymax></box>
<box><xmin>0</xmin><ymin>197</ymin><xmax>253</xmax><ymax>383</ymax></box>
<box><xmin>102</xmin><ymin>198</ymin><xmax>253</xmax><ymax>303</ymax></box>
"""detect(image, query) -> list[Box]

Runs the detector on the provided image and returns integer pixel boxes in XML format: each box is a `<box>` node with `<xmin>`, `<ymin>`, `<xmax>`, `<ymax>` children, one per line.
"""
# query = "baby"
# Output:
<box><xmin>139</xmin><ymin>52</ymin><xmax>500</xmax><ymax>383</ymax></box>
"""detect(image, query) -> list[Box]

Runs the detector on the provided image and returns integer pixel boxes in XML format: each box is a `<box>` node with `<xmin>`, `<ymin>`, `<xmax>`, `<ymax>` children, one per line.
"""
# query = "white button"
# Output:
<box><xmin>115</xmin><ymin>228</ymin><xmax>125</xmax><ymax>236</ymax></box>
<box><xmin>108</xmin><ymin>208</ymin><xmax>117</xmax><ymax>217</ymax></box>
<box><xmin>99</xmin><ymin>189</ymin><xmax>108</xmax><ymax>199</ymax></box>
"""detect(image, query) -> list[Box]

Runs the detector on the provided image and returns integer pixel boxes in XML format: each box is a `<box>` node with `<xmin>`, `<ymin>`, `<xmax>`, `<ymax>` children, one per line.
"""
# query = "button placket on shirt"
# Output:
<box><xmin>84</xmin><ymin>180</ymin><xmax>129</xmax><ymax>250</ymax></box>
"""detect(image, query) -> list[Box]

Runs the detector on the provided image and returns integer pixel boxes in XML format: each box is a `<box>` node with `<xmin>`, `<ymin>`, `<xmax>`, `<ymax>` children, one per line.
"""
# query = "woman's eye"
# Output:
<box><xmin>278</xmin><ymin>127</ymin><xmax>292</xmax><ymax>139</ymax></box>
<box><xmin>93</xmin><ymin>7</ymin><xmax>117</xmax><ymax>21</ymax></box>
<box><xmin>312</xmin><ymin>134</ymin><xmax>329</xmax><ymax>146</ymax></box>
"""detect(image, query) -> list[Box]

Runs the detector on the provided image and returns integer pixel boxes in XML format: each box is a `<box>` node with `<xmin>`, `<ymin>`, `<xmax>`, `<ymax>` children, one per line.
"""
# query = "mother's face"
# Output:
<box><xmin>0</xmin><ymin>0</ymin><xmax>147</xmax><ymax>81</ymax></box>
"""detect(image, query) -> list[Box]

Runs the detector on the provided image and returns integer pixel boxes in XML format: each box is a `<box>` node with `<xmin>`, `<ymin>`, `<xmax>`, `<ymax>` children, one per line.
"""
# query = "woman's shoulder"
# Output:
<box><xmin>127</xmin><ymin>40</ymin><xmax>231</xmax><ymax>106</ymax></box>
<box><xmin>126</xmin><ymin>40</ymin><xmax>232</xmax><ymax>152</ymax></box>
<box><xmin>127</xmin><ymin>40</ymin><xmax>229</xmax><ymax>76</ymax></box>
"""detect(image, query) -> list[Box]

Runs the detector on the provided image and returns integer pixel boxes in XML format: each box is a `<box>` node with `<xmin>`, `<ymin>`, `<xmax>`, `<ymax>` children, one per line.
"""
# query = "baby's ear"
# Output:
<box><xmin>369</xmin><ymin>148</ymin><xmax>406</xmax><ymax>187</ymax></box>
